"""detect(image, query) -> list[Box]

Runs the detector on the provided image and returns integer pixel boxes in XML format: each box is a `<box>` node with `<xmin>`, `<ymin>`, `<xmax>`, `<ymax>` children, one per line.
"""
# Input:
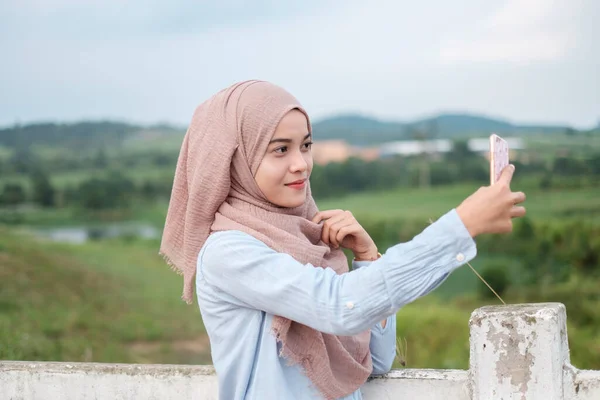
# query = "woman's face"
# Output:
<box><xmin>255</xmin><ymin>109</ymin><xmax>313</xmax><ymax>208</ymax></box>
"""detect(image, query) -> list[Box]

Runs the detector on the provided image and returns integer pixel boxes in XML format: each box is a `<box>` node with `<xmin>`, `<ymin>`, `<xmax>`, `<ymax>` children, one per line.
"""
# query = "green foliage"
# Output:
<box><xmin>478</xmin><ymin>265</ymin><xmax>510</xmax><ymax>299</ymax></box>
<box><xmin>539</xmin><ymin>173</ymin><xmax>552</xmax><ymax>189</ymax></box>
<box><xmin>553</xmin><ymin>157</ymin><xmax>590</xmax><ymax>175</ymax></box>
<box><xmin>93</xmin><ymin>148</ymin><xmax>109</xmax><ymax>169</ymax></box>
<box><xmin>394</xmin><ymin>298</ymin><xmax>471</xmax><ymax>369</ymax></box>
<box><xmin>9</xmin><ymin>147</ymin><xmax>40</xmax><ymax>174</ymax></box>
<box><xmin>30</xmin><ymin>169</ymin><xmax>56</xmax><ymax>207</ymax></box>
<box><xmin>0</xmin><ymin>182</ymin><xmax>26</xmax><ymax>206</ymax></box>
<box><xmin>75</xmin><ymin>172</ymin><xmax>136</xmax><ymax>210</ymax></box>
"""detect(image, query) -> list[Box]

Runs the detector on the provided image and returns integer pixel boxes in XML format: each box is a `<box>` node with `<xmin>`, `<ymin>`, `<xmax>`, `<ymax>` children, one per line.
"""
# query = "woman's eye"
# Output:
<box><xmin>275</xmin><ymin>146</ymin><xmax>288</xmax><ymax>154</ymax></box>
<box><xmin>303</xmin><ymin>142</ymin><xmax>313</xmax><ymax>150</ymax></box>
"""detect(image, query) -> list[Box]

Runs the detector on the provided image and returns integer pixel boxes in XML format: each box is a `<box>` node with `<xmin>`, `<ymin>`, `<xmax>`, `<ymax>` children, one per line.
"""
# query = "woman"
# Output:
<box><xmin>159</xmin><ymin>80</ymin><xmax>526</xmax><ymax>400</ymax></box>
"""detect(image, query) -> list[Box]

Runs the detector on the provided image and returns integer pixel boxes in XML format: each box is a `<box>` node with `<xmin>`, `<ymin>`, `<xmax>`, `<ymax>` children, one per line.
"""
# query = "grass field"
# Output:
<box><xmin>0</xmin><ymin>227</ymin><xmax>209</xmax><ymax>365</ymax></box>
<box><xmin>317</xmin><ymin>183</ymin><xmax>600</xmax><ymax>222</ymax></box>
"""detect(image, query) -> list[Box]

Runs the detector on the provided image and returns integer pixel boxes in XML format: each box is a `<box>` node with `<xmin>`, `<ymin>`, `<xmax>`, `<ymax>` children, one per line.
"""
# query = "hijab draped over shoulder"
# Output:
<box><xmin>160</xmin><ymin>80</ymin><xmax>372</xmax><ymax>399</ymax></box>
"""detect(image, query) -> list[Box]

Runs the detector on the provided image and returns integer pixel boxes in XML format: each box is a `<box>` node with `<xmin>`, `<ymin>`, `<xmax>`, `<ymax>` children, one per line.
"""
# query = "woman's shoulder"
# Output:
<box><xmin>205</xmin><ymin>229</ymin><xmax>262</xmax><ymax>245</ymax></box>
<box><xmin>202</xmin><ymin>230</ymin><xmax>268</xmax><ymax>259</ymax></box>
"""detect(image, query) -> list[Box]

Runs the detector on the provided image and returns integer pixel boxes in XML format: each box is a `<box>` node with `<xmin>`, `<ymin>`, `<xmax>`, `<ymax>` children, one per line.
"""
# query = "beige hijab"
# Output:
<box><xmin>159</xmin><ymin>80</ymin><xmax>372</xmax><ymax>399</ymax></box>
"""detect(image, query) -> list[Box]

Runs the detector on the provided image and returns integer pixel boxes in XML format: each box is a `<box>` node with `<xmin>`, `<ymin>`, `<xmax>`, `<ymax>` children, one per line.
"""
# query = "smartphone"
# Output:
<box><xmin>489</xmin><ymin>133</ymin><xmax>509</xmax><ymax>185</ymax></box>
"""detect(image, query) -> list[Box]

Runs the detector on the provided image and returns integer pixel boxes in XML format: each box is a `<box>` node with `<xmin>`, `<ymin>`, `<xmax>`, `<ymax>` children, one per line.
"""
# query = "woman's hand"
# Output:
<box><xmin>456</xmin><ymin>164</ymin><xmax>527</xmax><ymax>238</ymax></box>
<box><xmin>312</xmin><ymin>210</ymin><xmax>378</xmax><ymax>260</ymax></box>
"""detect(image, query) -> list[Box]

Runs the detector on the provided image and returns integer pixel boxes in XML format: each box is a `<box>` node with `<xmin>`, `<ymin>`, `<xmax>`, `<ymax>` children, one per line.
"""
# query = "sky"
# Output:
<box><xmin>1</xmin><ymin>0</ymin><xmax>599</xmax><ymax>129</ymax></box>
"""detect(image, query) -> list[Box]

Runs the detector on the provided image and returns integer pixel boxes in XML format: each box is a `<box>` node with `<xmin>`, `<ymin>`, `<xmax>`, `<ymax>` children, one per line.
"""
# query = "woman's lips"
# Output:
<box><xmin>285</xmin><ymin>179</ymin><xmax>306</xmax><ymax>190</ymax></box>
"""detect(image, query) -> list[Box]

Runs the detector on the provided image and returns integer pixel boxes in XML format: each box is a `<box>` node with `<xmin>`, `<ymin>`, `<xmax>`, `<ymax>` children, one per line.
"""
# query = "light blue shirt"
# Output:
<box><xmin>196</xmin><ymin>208</ymin><xmax>477</xmax><ymax>399</ymax></box>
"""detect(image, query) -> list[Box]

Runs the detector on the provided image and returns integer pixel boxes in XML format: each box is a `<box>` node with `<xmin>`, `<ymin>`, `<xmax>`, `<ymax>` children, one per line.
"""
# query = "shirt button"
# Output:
<box><xmin>345</xmin><ymin>301</ymin><xmax>355</xmax><ymax>310</ymax></box>
<box><xmin>456</xmin><ymin>253</ymin><xmax>465</xmax><ymax>262</ymax></box>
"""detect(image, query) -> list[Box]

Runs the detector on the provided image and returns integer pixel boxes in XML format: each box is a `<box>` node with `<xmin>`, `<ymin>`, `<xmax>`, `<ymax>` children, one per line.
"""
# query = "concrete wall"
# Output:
<box><xmin>1</xmin><ymin>303</ymin><xmax>599</xmax><ymax>400</ymax></box>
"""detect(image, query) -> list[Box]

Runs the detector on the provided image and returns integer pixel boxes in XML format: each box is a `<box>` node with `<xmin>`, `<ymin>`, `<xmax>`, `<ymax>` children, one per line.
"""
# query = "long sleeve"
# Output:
<box><xmin>198</xmin><ymin>208</ymin><xmax>476</xmax><ymax>336</ymax></box>
<box><xmin>352</xmin><ymin>260</ymin><xmax>397</xmax><ymax>375</ymax></box>
<box><xmin>369</xmin><ymin>316</ymin><xmax>397</xmax><ymax>375</ymax></box>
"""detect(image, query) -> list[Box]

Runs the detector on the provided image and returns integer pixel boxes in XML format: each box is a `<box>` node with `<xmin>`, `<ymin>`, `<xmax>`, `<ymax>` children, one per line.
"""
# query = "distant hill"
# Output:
<box><xmin>0</xmin><ymin>113</ymin><xmax>583</xmax><ymax>149</ymax></box>
<box><xmin>309</xmin><ymin>115</ymin><xmax>407</xmax><ymax>144</ymax></box>
<box><xmin>0</xmin><ymin>121</ymin><xmax>183</xmax><ymax>151</ymax></box>
<box><xmin>0</xmin><ymin>121</ymin><xmax>138</xmax><ymax>150</ymax></box>
<box><xmin>312</xmin><ymin>113</ymin><xmax>571</xmax><ymax>145</ymax></box>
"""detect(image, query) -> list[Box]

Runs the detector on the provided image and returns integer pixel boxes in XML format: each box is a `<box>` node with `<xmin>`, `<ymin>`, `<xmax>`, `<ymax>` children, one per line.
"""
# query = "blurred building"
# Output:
<box><xmin>312</xmin><ymin>137</ymin><xmax>525</xmax><ymax>165</ymax></box>
<box><xmin>311</xmin><ymin>140</ymin><xmax>381</xmax><ymax>165</ymax></box>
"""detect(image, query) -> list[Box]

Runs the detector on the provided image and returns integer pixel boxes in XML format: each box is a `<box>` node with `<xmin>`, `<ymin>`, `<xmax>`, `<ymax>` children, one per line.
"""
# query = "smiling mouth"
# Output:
<box><xmin>285</xmin><ymin>179</ymin><xmax>306</xmax><ymax>186</ymax></box>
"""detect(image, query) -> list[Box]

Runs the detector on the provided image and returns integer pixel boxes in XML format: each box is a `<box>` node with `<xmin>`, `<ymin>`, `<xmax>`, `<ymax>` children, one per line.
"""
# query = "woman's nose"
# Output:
<box><xmin>290</xmin><ymin>150</ymin><xmax>308</xmax><ymax>172</ymax></box>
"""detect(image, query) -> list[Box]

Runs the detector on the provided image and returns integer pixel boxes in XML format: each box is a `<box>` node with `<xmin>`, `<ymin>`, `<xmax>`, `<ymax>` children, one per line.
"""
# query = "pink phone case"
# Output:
<box><xmin>490</xmin><ymin>133</ymin><xmax>509</xmax><ymax>184</ymax></box>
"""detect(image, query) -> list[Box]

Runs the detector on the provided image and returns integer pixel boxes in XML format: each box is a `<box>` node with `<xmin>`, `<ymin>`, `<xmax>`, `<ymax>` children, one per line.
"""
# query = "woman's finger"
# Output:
<box><xmin>312</xmin><ymin>209</ymin><xmax>344</xmax><ymax>224</ymax></box>
<box><xmin>510</xmin><ymin>206</ymin><xmax>527</xmax><ymax>218</ymax></box>
<box><xmin>497</xmin><ymin>164</ymin><xmax>515</xmax><ymax>186</ymax></box>
<box><xmin>329</xmin><ymin>219</ymin><xmax>354</xmax><ymax>247</ymax></box>
<box><xmin>321</xmin><ymin>213</ymin><xmax>347</xmax><ymax>245</ymax></box>
<box><xmin>335</xmin><ymin>224</ymin><xmax>359</xmax><ymax>247</ymax></box>
<box><xmin>511</xmin><ymin>191</ymin><xmax>526</xmax><ymax>205</ymax></box>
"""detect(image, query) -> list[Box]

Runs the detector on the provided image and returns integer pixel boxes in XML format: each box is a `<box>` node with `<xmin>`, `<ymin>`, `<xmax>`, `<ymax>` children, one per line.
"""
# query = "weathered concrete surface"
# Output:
<box><xmin>564</xmin><ymin>365</ymin><xmax>600</xmax><ymax>400</ymax></box>
<box><xmin>2</xmin><ymin>360</ymin><xmax>598</xmax><ymax>399</ymax></box>
<box><xmin>469</xmin><ymin>303</ymin><xmax>569</xmax><ymax>400</ymax></box>
<box><xmin>0</xmin><ymin>362</ymin><xmax>467</xmax><ymax>400</ymax></box>
<box><xmin>0</xmin><ymin>362</ymin><xmax>219</xmax><ymax>400</ymax></box>
<box><xmin>362</xmin><ymin>369</ymin><xmax>469</xmax><ymax>400</ymax></box>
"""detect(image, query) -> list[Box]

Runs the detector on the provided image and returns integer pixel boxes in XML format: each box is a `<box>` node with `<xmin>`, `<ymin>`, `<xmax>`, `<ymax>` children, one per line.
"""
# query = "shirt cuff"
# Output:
<box><xmin>417</xmin><ymin>208</ymin><xmax>477</xmax><ymax>267</ymax></box>
<box><xmin>352</xmin><ymin>259</ymin><xmax>373</xmax><ymax>270</ymax></box>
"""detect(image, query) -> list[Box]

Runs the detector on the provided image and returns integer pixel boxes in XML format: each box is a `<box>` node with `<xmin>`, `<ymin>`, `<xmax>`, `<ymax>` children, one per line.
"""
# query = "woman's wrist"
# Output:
<box><xmin>353</xmin><ymin>246</ymin><xmax>380</xmax><ymax>261</ymax></box>
<box><xmin>456</xmin><ymin>205</ymin><xmax>480</xmax><ymax>238</ymax></box>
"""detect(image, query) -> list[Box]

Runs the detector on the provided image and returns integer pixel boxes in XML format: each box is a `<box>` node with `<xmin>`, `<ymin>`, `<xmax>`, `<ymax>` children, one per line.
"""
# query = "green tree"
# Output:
<box><xmin>514</xmin><ymin>217</ymin><xmax>535</xmax><ymax>239</ymax></box>
<box><xmin>10</xmin><ymin>146</ymin><xmax>38</xmax><ymax>174</ymax></box>
<box><xmin>0</xmin><ymin>183</ymin><xmax>27</xmax><ymax>206</ymax></box>
<box><xmin>93</xmin><ymin>148</ymin><xmax>108</xmax><ymax>168</ymax></box>
<box><xmin>447</xmin><ymin>140</ymin><xmax>475</xmax><ymax>162</ymax></box>
<box><xmin>539</xmin><ymin>173</ymin><xmax>552</xmax><ymax>190</ymax></box>
<box><xmin>30</xmin><ymin>169</ymin><xmax>55</xmax><ymax>207</ymax></box>
<box><xmin>589</xmin><ymin>153</ymin><xmax>600</xmax><ymax>175</ymax></box>
<box><xmin>553</xmin><ymin>157</ymin><xmax>588</xmax><ymax>175</ymax></box>
<box><xmin>478</xmin><ymin>264</ymin><xmax>510</xmax><ymax>300</ymax></box>
<box><xmin>76</xmin><ymin>172</ymin><xmax>135</xmax><ymax>210</ymax></box>
<box><xmin>141</xmin><ymin>181</ymin><xmax>157</xmax><ymax>198</ymax></box>
<box><xmin>77</xmin><ymin>178</ymin><xmax>112</xmax><ymax>210</ymax></box>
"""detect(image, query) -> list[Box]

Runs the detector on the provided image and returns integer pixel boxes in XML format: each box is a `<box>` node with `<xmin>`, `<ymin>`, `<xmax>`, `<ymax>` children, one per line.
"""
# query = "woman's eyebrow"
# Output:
<box><xmin>269</xmin><ymin>133</ymin><xmax>311</xmax><ymax>144</ymax></box>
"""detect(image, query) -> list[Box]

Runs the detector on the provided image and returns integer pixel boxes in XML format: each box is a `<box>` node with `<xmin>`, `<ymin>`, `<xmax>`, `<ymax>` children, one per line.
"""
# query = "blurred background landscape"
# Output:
<box><xmin>1</xmin><ymin>0</ymin><xmax>599</xmax><ymax>371</ymax></box>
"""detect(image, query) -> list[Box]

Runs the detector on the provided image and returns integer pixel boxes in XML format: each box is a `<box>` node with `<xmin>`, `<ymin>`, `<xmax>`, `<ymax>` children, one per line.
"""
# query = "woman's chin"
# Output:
<box><xmin>272</xmin><ymin>193</ymin><xmax>307</xmax><ymax>208</ymax></box>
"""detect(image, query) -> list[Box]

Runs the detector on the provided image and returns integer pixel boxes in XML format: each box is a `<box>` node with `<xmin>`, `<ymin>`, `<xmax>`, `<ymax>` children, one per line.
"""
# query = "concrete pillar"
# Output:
<box><xmin>469</xmin><ymin>303</ymin><xmax>570</xmax><ymax>400</ymax></box>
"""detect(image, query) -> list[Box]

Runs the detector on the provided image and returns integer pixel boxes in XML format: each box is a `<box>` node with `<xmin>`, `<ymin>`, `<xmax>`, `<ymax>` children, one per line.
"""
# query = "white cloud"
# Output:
<box><xmin>439</xmin><ymin>0</ymin><xmax>579</xmax><ymax>64</ymax></box>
